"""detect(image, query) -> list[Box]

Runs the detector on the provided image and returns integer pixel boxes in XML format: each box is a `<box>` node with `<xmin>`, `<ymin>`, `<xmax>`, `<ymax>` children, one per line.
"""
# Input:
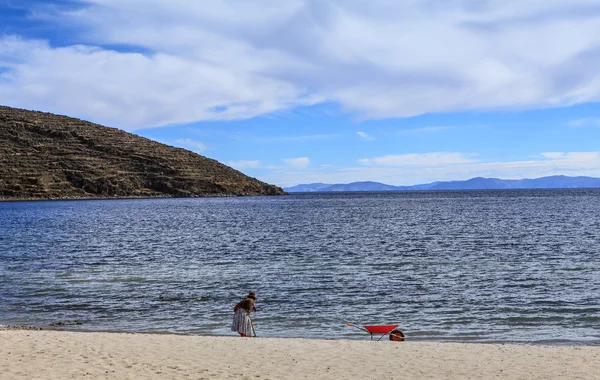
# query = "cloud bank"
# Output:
<box><xmin>2</xmin><ymin>0</ymin><xmax>600</xmax><ymax>129</ymax></box>
<box><xmin>175</xmin><ymin>138</ymin><xmax>207</xmax><ymax>153</ymax></box>
<box><xmin>283</xmin><ymin>157</ymin><xmax>310</xmax><ymax>168</ymax></box>
<box><xmin>228</xmin><ymin>160</ymin><xmax>262</xmax><ymax>170</ymax></box>
<box><xmin>359</xmin><ymin>152</ymin><xmax>474</xmax><ymax>166</ymax></box>
<box><xmin>356</xmin><ymin>131</ymin><xmax>373</xmax><ymax>141</ymax></box>
<box><xmin>267</xmin><ymin>151</ymin><xmax>600</xmax><ymax>187</ymax></box>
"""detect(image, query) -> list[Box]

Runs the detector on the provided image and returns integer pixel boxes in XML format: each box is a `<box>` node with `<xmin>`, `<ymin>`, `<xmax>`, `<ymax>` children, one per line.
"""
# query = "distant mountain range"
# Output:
<box><xmin>284</xmin><ymin>176</ymin><xmax>600</xmax><ymax>192</ymax></box>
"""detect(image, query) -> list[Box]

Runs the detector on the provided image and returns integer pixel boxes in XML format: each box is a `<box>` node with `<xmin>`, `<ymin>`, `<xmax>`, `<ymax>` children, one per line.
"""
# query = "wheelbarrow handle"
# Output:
<box><xmin>346</xmin><ymin>323</ymin><xmax>367</xmax><ymax>331</ymax></box>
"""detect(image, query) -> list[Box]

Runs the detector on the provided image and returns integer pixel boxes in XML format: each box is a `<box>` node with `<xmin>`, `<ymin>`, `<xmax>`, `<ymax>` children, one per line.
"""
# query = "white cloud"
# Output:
<box><xmin>2</xmin><ymin>1</ymin><xmax>600</xmax><ymax>128</ymax></box>
<box><xmin>540</xmin><ymin>152</ymin><xmax>566</xmax><ymax>160</ymax></box>
<box><xmin>283</xmin><ymin>157</ymin><xmax>310</xmax><ymax>168</ymax></box>
<box><xmin>358</xmin><ymin>152</ymin><xmax>474</xmax><ymax>166</ymax></box>
<box><xmin>175</xmin><ymin>138</ymin><xmax>207</xmax><ymax>153</ymax></box>
<box><xmin>356</xmin><ymin>131</ymin><xmax>373</xmax><ymax>140</ymax></box>
<box><xmin>0</xmin><ymin>35</ymin><xmax>313</xmax><ymax>130</ymax></box>
<box><xmin>539</xmin><ymin>151</ymin><xmax>600</xmax><ymax>162</ymax></box>
<box><xmin>228</xmin><ymin>160</ymin><xmax>261</xmax><ymax>169</ymax></box>
<box><xmin>567</xmin><ymin>117</ymin><xmax>600</xmax><ymax>127</ymax></box>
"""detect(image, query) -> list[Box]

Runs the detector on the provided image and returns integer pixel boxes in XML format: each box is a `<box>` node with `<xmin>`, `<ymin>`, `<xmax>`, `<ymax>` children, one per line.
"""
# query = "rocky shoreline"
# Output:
<box><xmin>0</xmin><ymin>192</ymin><xmax>252</xmax><ymax>202</ymax></box>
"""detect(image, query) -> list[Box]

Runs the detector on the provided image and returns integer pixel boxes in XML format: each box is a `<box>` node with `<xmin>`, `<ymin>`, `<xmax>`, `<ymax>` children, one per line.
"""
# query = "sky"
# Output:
<box><xmin>1</xmin><ymin>0</ymin><xmax>600</xmax><ymax>187</ymax></box>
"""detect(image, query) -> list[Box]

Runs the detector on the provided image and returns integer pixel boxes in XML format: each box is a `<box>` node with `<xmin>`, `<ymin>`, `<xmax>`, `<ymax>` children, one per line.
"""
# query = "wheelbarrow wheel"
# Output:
<box><xmin>389</xmin><ymin>329</ymin><xmax>405</xmax><ymax>342</ymax></box>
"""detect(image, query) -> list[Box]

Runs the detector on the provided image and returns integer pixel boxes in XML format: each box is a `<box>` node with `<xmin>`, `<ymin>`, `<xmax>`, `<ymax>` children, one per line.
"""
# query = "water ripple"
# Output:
<box><xmin>1</xmin><ymin>189</ymin><xmax>599</xmax><ymax>344</ymax></box>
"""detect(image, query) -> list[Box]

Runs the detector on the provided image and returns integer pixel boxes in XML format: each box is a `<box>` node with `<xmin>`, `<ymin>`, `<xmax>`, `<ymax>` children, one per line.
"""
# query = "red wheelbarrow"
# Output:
<box><xmin>346</xmin><ymin>323</ymin><xmax>405</xmax><ymax>341</ymax></box>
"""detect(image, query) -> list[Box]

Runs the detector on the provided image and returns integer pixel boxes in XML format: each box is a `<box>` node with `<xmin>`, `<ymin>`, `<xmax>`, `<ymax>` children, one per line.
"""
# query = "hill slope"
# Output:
<box><xmin>0</xmin><ymin>106</ymin><xmax>285</xmax><ymax>199</ymax></box>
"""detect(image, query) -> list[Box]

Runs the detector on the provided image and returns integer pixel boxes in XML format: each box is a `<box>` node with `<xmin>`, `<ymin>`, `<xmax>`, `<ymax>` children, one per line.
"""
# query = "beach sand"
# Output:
<box><xmin>1</xmin><ymin>329</ymin><xmax>599</xmax><ymax>379</ymax></box>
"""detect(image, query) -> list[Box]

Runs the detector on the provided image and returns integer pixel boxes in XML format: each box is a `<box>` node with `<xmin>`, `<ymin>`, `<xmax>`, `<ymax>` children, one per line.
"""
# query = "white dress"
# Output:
<box><xmin>231</xmin><ymin>307</ymin><xmax>252</xmax><ymax>336</ymax></box>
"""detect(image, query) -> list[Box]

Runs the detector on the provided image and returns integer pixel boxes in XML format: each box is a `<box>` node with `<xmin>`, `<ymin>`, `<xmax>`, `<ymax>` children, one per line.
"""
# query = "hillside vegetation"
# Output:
<box><xmin>0</xmin><ymin>106</ymin><xmax>285</xmax><ymax>199</ymax></box>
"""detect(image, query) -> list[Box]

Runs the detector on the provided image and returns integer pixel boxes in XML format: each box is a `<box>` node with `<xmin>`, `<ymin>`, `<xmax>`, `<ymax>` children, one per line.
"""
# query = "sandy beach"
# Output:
<box><xmin>1</xmin><ymin>329</ymin><xmax>599</xmax><ymax>380</ymax></box>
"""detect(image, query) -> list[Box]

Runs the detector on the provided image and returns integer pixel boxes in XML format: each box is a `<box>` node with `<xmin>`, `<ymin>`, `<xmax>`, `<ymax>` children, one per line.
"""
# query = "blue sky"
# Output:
<box><xmin>2</xmin><ymin>1</ymin><xmax>600</xmax><ymax>187</ymax></box>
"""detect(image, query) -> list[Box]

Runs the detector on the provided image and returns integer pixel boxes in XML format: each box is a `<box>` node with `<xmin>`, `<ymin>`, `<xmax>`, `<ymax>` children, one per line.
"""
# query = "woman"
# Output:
<box><xmin>231</xmin><ymin>292</ymin><xmax>257</xmax><ymax>337</ymax></box>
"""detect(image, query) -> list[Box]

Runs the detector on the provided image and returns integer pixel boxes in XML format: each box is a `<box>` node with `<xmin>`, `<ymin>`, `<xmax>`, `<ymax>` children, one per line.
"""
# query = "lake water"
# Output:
<box><xmin>1</xmin><ymin>190</ymin><xmax>599</xmax><ymax>345</ymax></box>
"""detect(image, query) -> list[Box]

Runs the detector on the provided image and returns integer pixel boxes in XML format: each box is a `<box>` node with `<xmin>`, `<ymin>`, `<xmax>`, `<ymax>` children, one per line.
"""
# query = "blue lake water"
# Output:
<box><xmin>1</xmin><ymin>190</ymin><xmax>599</xmax><ymax>345</ymax></box>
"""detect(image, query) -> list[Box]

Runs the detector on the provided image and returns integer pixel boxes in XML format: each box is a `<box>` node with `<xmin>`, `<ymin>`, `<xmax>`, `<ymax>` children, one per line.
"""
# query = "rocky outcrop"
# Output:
<box><xmin>0</xmin><ymin>106</ymin><xmax>285</xmax><ymax>199</ymax></box>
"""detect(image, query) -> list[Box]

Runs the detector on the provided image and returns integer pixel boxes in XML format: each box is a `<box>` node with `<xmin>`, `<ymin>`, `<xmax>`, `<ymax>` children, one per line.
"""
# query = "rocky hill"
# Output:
<box><xmin>0</xmin><ymin>106</ymin><xmax>285</xmax><ymax>199</ymax></box>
